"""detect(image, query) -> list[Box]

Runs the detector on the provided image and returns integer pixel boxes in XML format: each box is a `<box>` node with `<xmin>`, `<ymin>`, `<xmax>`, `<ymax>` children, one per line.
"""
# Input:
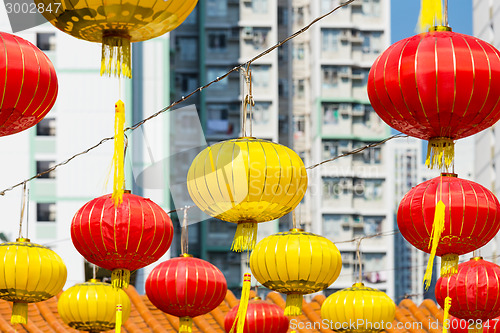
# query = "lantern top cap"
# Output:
<box><xmin>237</xmin><ymin>136</ymin><xmax>257</xmax><ymax>140</ymax></box>
<box><xmin>429</xmin><ymin>26</ymin><xmax>452</xmax><ymax>32</ymax></box>
<box><xmin>88</xmin><ymin>278</ymin><xmax>100</xmax><ymax>283</ymax></box>
<box><xmin>181</xmin><ymin>253</ymin><xmax>193</xmax><ymax>258</ymax></box>
<box><xmin>16</xmin><ymin>238</ymin><xmax>30</xmax><ymax>242</ymax></box>
<box><xmin>124</xmin><ymin>190</ymin><xmax>131</xmax><ymax>194</ymax></box>
<box><xmin>289</xmin><ymin>228</ymin><xmax>305</xmax><ymax>232</ymax></box>
<box><xmin>441</xmin><ymin>173</ymin><xmax>458</xmax><ymax>178</ymax></box>
<box><xmin>471</xmin><ymin>256</ymin><xmax>483</xmax><ymax>261</ymax></box>
<box><xmin>352</xmin><ymin>282</ymin><xmax>365</xmax><ymax>287</ymax></box>
<box><xmin>251</xmin><ymin>296</ymin><xmax>262</xmax><ymax>301</ymax></box>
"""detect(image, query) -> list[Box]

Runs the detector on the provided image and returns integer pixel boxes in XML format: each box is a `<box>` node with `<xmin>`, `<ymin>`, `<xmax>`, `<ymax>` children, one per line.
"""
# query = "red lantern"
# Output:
<box><xmin>368</xmin><ymin>28</ymin><xmax>500</xmax><ymax>168</ymax></box>
<box><xmin>398</xmin><ymin>173</ymin><xmax>500</xmax><ymax>288</ymax></box>
<box><xmin>224</xmin><ymin>297</ymin><xmax>289</xmax><ymax>333</ymax></box>
<box><xmin>436</xmin><ymin>258</ymin><xmax>500</xmax><ymax>333</ymax></box>
<box><xmin>0</xmin><ymin>31</ymin><xmax>58</xmax><ymax>136</ymax></box>
<box><xmin>145</xmin><ymin>254</ymin><xmax>228</xmax><ymax>333</ymax></box>
<box><xmin>71</xmin><ymin>192</ymin><xmax>173</xmax><ymax>287</ymax></box>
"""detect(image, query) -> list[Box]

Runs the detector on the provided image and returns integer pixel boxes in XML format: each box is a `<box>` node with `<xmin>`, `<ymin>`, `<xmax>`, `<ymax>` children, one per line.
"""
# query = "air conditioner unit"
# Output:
<box><xmin>242</xmin><ymin>27</ymin><xmax>254</xmax><ymax>39</ymax></box>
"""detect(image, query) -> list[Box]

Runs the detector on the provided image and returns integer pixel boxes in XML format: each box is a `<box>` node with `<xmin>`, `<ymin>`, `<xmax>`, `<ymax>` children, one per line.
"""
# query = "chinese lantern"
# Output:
<box><xmin>321</xmin><ymin>283</ymin><xmax>395</xmax><ymax>333</ymax></box>
<box><xmin>250</xmin><ymin>228</ymin><xmax>342</xmax><ymax>316</ymax></box>
<box><xmin>436</xmin><ymin>258</ymin><xmax>500</xmax><ymax>333</ymax></box>
<box><xmin>224</xmin><ymin>297</ymin><xmax>289</xmax><ymax>333</ymax></box>
<box><xmin>367</xmin><ymin>27</ymin><xmax>500</xmax><ymax>168</ymax></box>
<box><xmin>34</xmin><ymin>0</ymin><xmax>198</xmax><ymax>77</ymax></box>
<box><xmin>0</xmin><ymin>31</ymin><xmax>58</xmax><ymax>136</ymax></box>
<box><xmin>58</xmin><ymin>279</ymin><xmax>131</xmax><ymax>332</ymax></box>
<box><xmin>187</xmin><ymin>137</ymin><xmax>308</xmax><ymax>252</ymax></box>
<box><xmin>71</xmin><ymin>192</ymin><xmax>174</xmax><ymax>288</ymax></box>
<box><xmin>145</xmin><ymin>254</ymin><xmax>228</xmax><ymax>333</ymax></box>
<box><xmin>397</xmin><ymin>173</ymin><xmax>500</xmax><ymax>289</ymax></box>
<box><xmin>0</xmin><ymin>238</ymin><xmax>67</xmax><ymax>324</ymax></box>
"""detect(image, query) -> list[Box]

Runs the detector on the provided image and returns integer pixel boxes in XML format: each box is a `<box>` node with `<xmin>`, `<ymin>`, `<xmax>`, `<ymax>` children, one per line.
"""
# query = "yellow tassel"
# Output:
<box><xmin>179</xmin><ymin>317</ymin><xmax>193</xmax><ymax>333</ymax></box>
<box><xmin>418</xmin><ymin>0</ymin><xmax>443</xmax><ymax>32</ymax></box>
<box><xmin>11</xmin><ymin>302</ymin><xmax>28</xmax><ymax>324</ymax></box>
<box><xmin>100</xmin><ymin>31</ymin><xmax>132</xmax><ymax>78</ymax></box>
<box><xmin>441</xmin><ymin>254</ymin><xmax>459</xmax><ymax>276</ymax></box>
<box><xmin>111</xmin><ymin>269</ymin><xmax>130</xmax><ymax>289</ymax></box>
<box><xmin>229</xmin><ymin>273</ymin><xmax>252</xmax><ymax>333</ymax></box>
<box><xmin>469</xmin><ymin>322</ymin><xmax>482</xmax><ymax>333</ymax></box>
<box><xmin>112</xmin><ymin>100</ymin><xmax>126</xmax><ymax>206</ymax></box>
<box><xmin>285</xmin><ymin>294</ymin><xmax>303</xmax><ymax>316</ymax></box>
<box><xmin>231</xmin><ymin>222</ymin><xmax>258</xmax><ymax>252</ymax></box>
<box><xmin>425</xmin><ymin>138</ymin><xmax>455</xmax><ymax>170</ymax></box>
<box><xmin>115</xmin><ymin>304</ymin><xmax>123</xmax><ymax>333</ymax></box>
<box><xmin>423</xmin><ymin>200</ymin><xmax>446</xmax><ymax>291</ymax></box>
<box><xmin>442</xmin><ymin>296</ymin><xmax>451</xmax><ymax>333</ymax></box>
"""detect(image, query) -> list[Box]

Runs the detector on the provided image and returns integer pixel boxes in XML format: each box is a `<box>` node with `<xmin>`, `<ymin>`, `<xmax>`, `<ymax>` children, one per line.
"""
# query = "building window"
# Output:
<box><xmin>206</xmin><ymin>67</ymin><xmax>228</xmax><ymax>89</ymax></box>
<box><xmin>176</xmin><ymin>73</ymin><xmax>198</xmax><ymax>95</ymax></box>
<box><xmin>323</xmin><ymin>103</ymin><xmax>339</xmax><ymax>125</ymax></box>
<box><xmin>354</xmin><ymin>178</ymin><xmax>384</xmax><ymax>200</ymax></box>
<box><xmin>37</xmin><ymin>203</ymin><xmax>56</xmax><ymax>222</ymax></box>
<box><xmin>278</xmin><ymin>6</ymin><xmax>288</xmax><ymax>25</ymax></box>
<box><xmin>323</xmin><ymin>177</ymin><xmax>351</xmax><ymax>200</ymax></box>
<box><xmin>294</xmin><ymin>115</ymin><xmax>305</xmax><ymax>134</ymax></box>
<box><xmin>251</xmin><ymin>0</ymin><xmax>268</xmax><ymax>14</ymax></box>
<box><xmin>362</xmin><ymin>0</ymin><xmax>381</xmax><ymax>17</ymax></box>
<box><xmin>208</xmin><ymin>30</ymin><xmax>227</xmax><ymax>52</ymax></box>
<box><xmin>207</xmin><ymin>0</ymin><xmax>227</xmax><ymax>17</ymax></box>
<box><xmin>293</xmin><ymin>43</ymin><xmax>305</xmax><ymax>60</ymax></box>
<box><xmin>293</xmin><ymin>79</ymin><xmax>305</xmax><ymax>99</ymax></box>
<box><xmin>322</xmin><ymin>29</ymin><xmax>340</xmax><ymax>52</ymax></box>
<box><xmin>253</xmin><ymin>102</ymin><xmax>271</xmax><ymax>125</ymax></box>
<box><xmin>321</xmin><ymin>0</ymin><xmax>340</xmax><ymax>13</ymax></box>
<box><xmin>36</xmin><ymin>118</ymin><xmax>56</xmax><ymax>136</ymax></box>
<box><xmin>36</xmin><ymin>161</ymin><xmax>56</xmax><ymax>179</ymax></box>
<box><xmin>36</xmin><ymin>33</ymin><xmax>55</xmax><ymax>51</ymax></box>
<box><xmin>252</xmin><ymin>65</ymin><xmax>271</xmax><ymax>89</ymax></box>
<box><xmin>278</xmin><ymin>79</ymin><xmax>289</xmax><ymax>97</ymax></box>
<box><xmin>176</xmin><ymin>37</ymin><xmax>197</xmax><ymax>61</ymax></box>
<box><xmin>292</xmin><ymin>6</ymin><xmax>305</xmax><ymax>25</ymax></box>
<box><xmin>362</xmin><ymin>31</ymin><xmax>383</xmax><ymax>54</ymax></box>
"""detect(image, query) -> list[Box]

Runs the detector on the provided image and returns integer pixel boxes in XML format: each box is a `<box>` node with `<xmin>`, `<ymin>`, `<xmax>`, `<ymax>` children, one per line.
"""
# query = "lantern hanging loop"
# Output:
<box><xmin>181</xmin><ymin>206</ymin><xmax>190</xmax><ymax>255</ymax></box>
<box><xmin>356</xmin><ymin>238</ymin><xmax>363</xmax><ymax>283</ymax></box>
<box><xmin>241</xmin><ymin>66</ymin><xmax>255</xmax><ymax>137</ymax></box>
<box><xmin>18</xmin><ymin>183</ymin><xmax>28</xmax><ymax>239</ymax></box>
<box><xmin>92</xmin><ymin>264</ymin><xmax>97</xmax><ymax>280</ymax></box>
<box><xmin>443</xmin><ymin>0</ymin><xmax>448</xmax><ymax>27</ymax></box>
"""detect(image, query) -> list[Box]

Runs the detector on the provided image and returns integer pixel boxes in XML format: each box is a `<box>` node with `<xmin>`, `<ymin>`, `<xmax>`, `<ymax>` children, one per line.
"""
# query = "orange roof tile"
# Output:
<box><xmin>0</xmin><ymin>286</ymin><xmax>445</xmax><ymax>333</ymax></box>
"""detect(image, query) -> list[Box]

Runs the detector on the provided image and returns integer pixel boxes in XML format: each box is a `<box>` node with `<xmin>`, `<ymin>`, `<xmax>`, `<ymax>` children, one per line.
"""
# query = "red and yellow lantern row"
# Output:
<box><xmin>250</xmin><ymin>228</ymin><xmax>341</xmax><ymax>316</ymax></box>
<box><xmin>187</xmin><ymin>137</ymin><xmax>308</xmax><ymax>252</ymax></box>
<box><xmin>321</xmin><ymin>283</ymin><xmax>395</xmax><ymax>333</ymax></box>
<box><xmin>0</xmin><ymin>238</ymin><xmax>67</xmax><ymax>324</ymax></box>
<box><xmin>224</xmin><ymin>297</ymin><xmax>289</xmax><ymax>333</ymax></box>
<box><xmin>34</xmin><ymin>0</ymin><xmax>198</xmax><ymax>77</ymax></box>
<box><xmin>146</xmin><ymin>254</ymin><xmax>228</xmax><ymax>333</ymax></box>
<box><xmin>0</xmin><ymin>31</ymin><xmax>58</xmax><ymax>136</ymax></box>
<box><xmin>71</xmin><ymin>192</ymin><xmax>174</xmax><ymax>288</ymax></box>
<box><xmin>368</xmin><ymin>27</ymin><xmax>500</xmax><ymax>168</ymax></box>
<box><xmin>436</xmin><ymin>258</ymin><xmax>500</xmax><ymax>333</ymax></box>
<box><xmin>397</xmin><ymin>173</ymin><xmax>500</xmax><ymax>288</ymax></box>
<box><xmin>58</xmin><ymin>279</ymin><xmax>131</xmax><ymax>332</ymax></box>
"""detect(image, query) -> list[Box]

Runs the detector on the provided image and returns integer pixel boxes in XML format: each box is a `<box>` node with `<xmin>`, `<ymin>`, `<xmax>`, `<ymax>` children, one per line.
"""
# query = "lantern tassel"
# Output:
<box><xmin>11</xmin><ymin>302</ymin><xmax>28</xmax><ymax>324</ymax></box>
<box><xmin>285</xmin><ymin>294</ymin><xmax>303</xmax><ymax>316</ymax></box>
<box><xmin>425</xmin><ymin>138</ymin><xmax>455</xmax><ymax>170</ymax></box>
<box><xmin>179</xmin><ymin>317</ymin><xmax>193</xmax><ymax>333</ymax></box>
<box><xmin>418</xmin><ymin>0</ymin><xmax>443</xmax><ymax>32</ymax></box>
<box><xmin>441</xmin><ymin>253</ymin><xmax>459</xmax><ymax>276</ymax></box>
<box><xmin>442</xmin><ymin>296</ymin><xmax>451</xmax><ymax>333</ymax></box>
<box><xmin>231</xmin><ymin>222</ymin><xmax>257</xmax><ymax>252</ymax></box>
<box><xmin>115</xmin><ymin>304</ymin><xmax>123</xmax><ymax>333</ymax></box>
<box><xmin>423</xmin><ymin>200</ymin><xmax>446</xmax><ymax>291</ymax></box>
<box><xmin>229</xmin><ymin>273</ymin><xmax>252</xmax><ymax>333</ymax></box>
<box><xmin>112</xmin><ymin>100</ymin><xmax>126</xmax><ymax>206</ymax></box>
<box><xmin>111</xmin><ymin>269</ymin><xmax>130</xmax><ymax>289</ymax></box>
<box><xmin>469</xmin><ymin>322</ymin><xmax>482</xmax><ymax>333</ymax></box>
<box><xmin>100</xmin><ymin>31</ymin><xmax>132</xmax><ymax>78</ymax></box>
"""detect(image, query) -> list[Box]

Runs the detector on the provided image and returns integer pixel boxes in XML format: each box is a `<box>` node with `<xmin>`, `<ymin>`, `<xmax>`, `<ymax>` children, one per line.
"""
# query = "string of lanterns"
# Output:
<box><xmin>1</xmin><ymin>0</ymin><xmax>500</xmax><ymax>332</ymax></box>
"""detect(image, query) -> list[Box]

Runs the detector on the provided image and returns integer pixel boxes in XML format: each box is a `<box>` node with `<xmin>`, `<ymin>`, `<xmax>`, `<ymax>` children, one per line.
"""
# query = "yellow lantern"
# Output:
<box><xmin>249</xmin><ymin>228</ymin><xmax>341</xmax><ymax>316</ymax></box>
<box><xmin>58</xmin><ymin>279</ymin><xmax>131</xmax><ymax>332</ymax></box>
<box><xmin>34</xmin><ymin>0</ymin><xmax>198</xmax><ymax>77</ymax></box>
<box><xmin>0</xmin><ymin>238</ymin><xmax>67</xmax><ymax>324</ymax></box>
<box><xmin>187</xmin><ymin>137</ymin><xmax>308</xmax><ymax>252</ymax></box>
<box><xmin>321</xmin><ymin>283</ymin><xmax>395</xmax><ymax>333</ymax></box>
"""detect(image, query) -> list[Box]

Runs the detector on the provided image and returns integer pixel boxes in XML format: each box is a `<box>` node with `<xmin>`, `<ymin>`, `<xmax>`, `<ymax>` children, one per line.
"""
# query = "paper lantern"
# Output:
<box><xmin>0</xmin><ymin>31</ymin><xmax>58</xmax><ymax>136</ymax></box>
<box><xmin>34</xmin><ymin>0</ymin><xmax>198</xmax><ymax>77</ymax></box>
<box><xmin>224</xmin><ymin>297</ymin><xmax>289</xmax><ymax>333</ymax></box>
<box><xmin>321</xmin><ymin>283</ymin><xmax>395</xmax><ymax>333</ymax></box>
<box><xmin>0</xmin><ymin>238</ymin><xmax>67</xmax><ymax>324</ymax></box>
<box><xmin>250</xmin><ymin>228</ymin><xmax>342</xmax><ymax>316</ymax></box>
<box><xmin>397</xmin><ymin>173</ymin><xmax>500</xmax><ymax>289</ymax></box>
<box><xmin>187</xmin><ymin>137</ymin><xmax>308</xmax><ymax>251</ymax></box>
<box><xmin>436</xmin><ymin>258</ymin><xmax>500</xmax><ymax>333</ymax></box>
<box><xmin>71</xmin><ymin>192</ymin><xmax>174</xmax><ymax>288</ymax></box>
<box><xmin>145</xmin><ymin>254</ymin><xmax>227</xmax><ymax>333</ymax></box>
<box><xmin>58</xmin><ymin>279</ymin><xmax>131</xmax><ymax>332</ymax></box>
<box><xmin>368</xmin><ymin>27</ymin><xmax>500</xmax><ymax>168</ymax></box>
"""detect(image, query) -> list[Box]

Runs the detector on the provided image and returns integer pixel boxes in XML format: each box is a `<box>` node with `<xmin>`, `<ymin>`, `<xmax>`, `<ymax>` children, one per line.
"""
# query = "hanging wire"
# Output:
<box><xmin>443</xmin><ymin>0</ymin><xmax>449</xmax><ymax>27</ymax></box>
<box><xmin>181</xmin><ymin>206</ymin><xmax>190</xmax><ymax>255</ymax></box>
<box><xmin>93</xmin><ymin>264</ymin><xmax>97</xmax><ymax>280</ymax></box>
<box><xmin>18</xmin><ymin>183</ymin><xmax>27</xmax><ymax>239</ymax></box>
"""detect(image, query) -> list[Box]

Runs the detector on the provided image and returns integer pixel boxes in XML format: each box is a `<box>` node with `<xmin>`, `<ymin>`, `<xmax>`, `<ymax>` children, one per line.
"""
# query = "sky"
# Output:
<box><xmin>391</xmin><ymin>0</ymin><xmax>473</xmax><ymax>43</ymax></box>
